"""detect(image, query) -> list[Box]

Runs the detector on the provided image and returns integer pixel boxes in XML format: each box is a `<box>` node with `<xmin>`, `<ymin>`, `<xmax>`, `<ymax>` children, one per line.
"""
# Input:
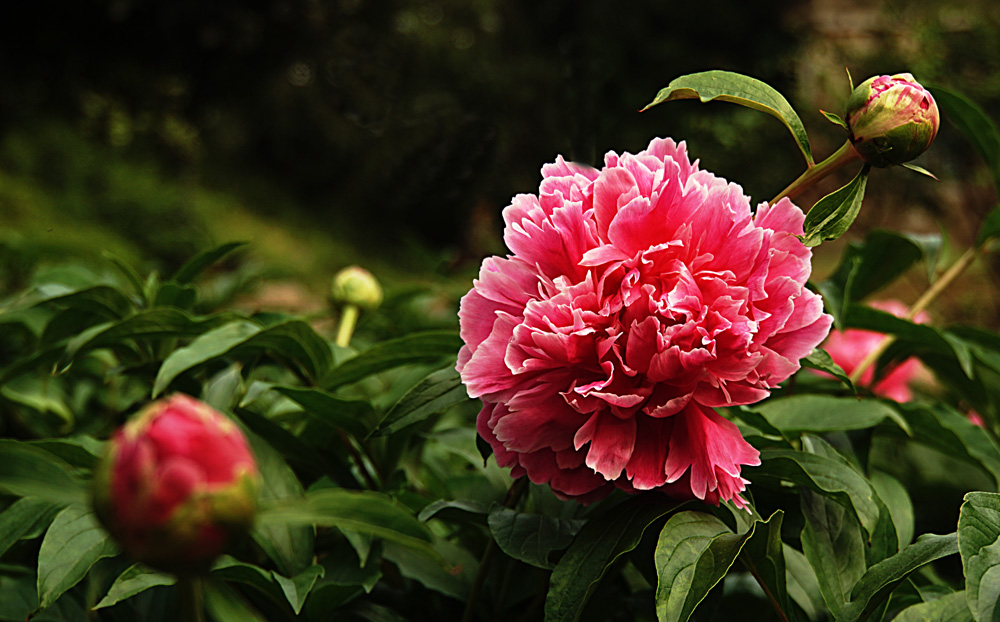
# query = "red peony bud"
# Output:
<box><xmin>845</xmin><ymin>73</ymin><xmax>939</xmax><ymax>167</ymax></box>
<box><xmin>92</xmin><ymin>394</ymin><xmax>259</xmax><ymax>573</ymax></box>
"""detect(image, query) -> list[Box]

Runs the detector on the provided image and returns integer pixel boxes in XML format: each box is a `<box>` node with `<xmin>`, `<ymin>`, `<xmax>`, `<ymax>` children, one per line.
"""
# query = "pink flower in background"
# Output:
<box><xmin>817</xmin><ymin>300</ymin><xmax>927</xmax><ymax>402</ymax></box>
<box><xmin>457</xmin><ymin>138</ymin><xmax>832</xmax><ymax>507</ymax></box>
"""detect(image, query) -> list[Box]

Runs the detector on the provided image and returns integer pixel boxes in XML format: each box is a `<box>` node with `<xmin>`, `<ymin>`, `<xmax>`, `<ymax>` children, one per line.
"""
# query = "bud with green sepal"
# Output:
<box><xmin>92</xmin><ymin>393</ymin><xmax>259</xmax><ymax>574</ymax></box>
<box><xmin>331</xmin><ymin>265</ymin><xmax>383</xmax><ymax>347</ymax></box>
<box><xmin>846</xmin><ymin>73</ymin><xmax>940</xmax><ymax>168</ymax></box>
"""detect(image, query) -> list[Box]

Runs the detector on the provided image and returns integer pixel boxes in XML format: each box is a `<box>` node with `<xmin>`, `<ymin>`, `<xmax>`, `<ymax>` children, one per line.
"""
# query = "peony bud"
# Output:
<box><xmin>331</xmin><ymin>266</ymin><xmax>383</xmax><ymax>311</ymax></box>
<box><xmin>845</xmin><ymin>73</ymin><xmax>939</xmax><ymax>167</ymax></box>
<box><xmin>92</xmin><ymin>394</ymin><xmax>259</xmax><ymax>573</ymax></box>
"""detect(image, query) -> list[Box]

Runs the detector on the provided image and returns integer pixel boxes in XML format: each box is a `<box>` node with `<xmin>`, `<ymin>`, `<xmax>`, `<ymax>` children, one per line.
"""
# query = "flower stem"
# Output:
<box><xmin>849</xmin><ymin>245</ymin><xmax>980</xmax><ymax>384</ymax></box>
<box><xmin>178</xmin><ymin>575</ymin><xmax>205</xmax><ymax>622</ymax></box>
<box><xmin>461</xmin><ymin>478</ymin><xmax>529</xmax><ymax>622</ymax></box>
<box><xmin>740</xmin><ymin>557</ymin><xmax>790</xmax><ymax>622</ymax></box>
<box><xmin>335</xmin><ymin>304</ymin><xmax>360</xmax><ymax>348</ymax></box>
<box><xmin>770</xmin><ymin>141</ymin><xmax>863</xmax><ymax>205</ymax></box>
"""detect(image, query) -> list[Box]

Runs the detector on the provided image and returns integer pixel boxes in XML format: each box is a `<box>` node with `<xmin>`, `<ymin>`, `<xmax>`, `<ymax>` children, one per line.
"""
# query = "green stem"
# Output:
<box><xmin>849</xmin><ymin>245</ymin><xmax>980</xmax><ymax>385</ymax></box>
<box><xmin>770</xmin><ymin>140</ymin><xmax>863</xmax><ymax>205</ymax></box>
<box><xmin>178</xmin><ymin>575</ymin><xmax>205</xmax><ymax>622</ymax></box>
<box><xmin>461</xmin><ymin>478</ymin><xmax>529</xmax><ymax>622</ymax></box>
<box><xmin>335</xmin><ymin>304</ymin><xmax>360</xmax><ymax>348</ymax></box>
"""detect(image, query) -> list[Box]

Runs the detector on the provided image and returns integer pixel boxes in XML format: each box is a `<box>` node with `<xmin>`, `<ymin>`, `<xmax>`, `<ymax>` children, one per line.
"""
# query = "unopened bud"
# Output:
<box><xmin>92</xmin><ymin>394</ymin><xmax>259</xmax><ymax>573</ymax></box>
<box><xmin>845</xmin><ymin>73</ymin><xmax>939</xmax><ymax>167</ymax></box>
<box><xmin>331</xmin><ymin>266</ymin><xmax>383</xmax><ymax>311</ymax></box>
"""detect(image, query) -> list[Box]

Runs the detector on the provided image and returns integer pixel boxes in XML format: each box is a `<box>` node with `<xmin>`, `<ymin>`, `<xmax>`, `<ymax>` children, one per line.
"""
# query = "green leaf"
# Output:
<box><xmin>93</xmin><ymin>564</ymin><xmax>176</xmax><ymax>609</ymax></box>
<box><xmin>37</xmin><ymin>504</ymin><xmax>120</xmax><ymax>610</ymax></box>
<box><xmin>749</xmin><ymin>447</ymin><xmax>880</xmax><ymax>538</ymax></box>
<box><xmin>801</xmin><ymin>164</ymin><xmax>870</xmax><ymax>247</ymax></box>
<box><xmin>894</xmin><ymin>403</ymin><xmax>1000</xmax><ymax>488</ymax></box>
<box><xmin>0</xmin><ymin>440</ymin><xmax>87</xmax><ymax>506</ymax></box>
<box><xmin>545</xmin><ymin>496</ymin><xmax>687</xmax><ymax>622</ymax></box>
<box><xmin>154</xmin><ymin>319</ymin><xmax>333</xmax><ymax>396</ymax></box>
<box><xmin>894</xmin><ymin>591</ymin><xmax>973</xmax><ymax>622</ymax></box>
<box><xmin>929</xmin><ymin>86</ymin><xmax>1000</xmax><ymax>192</ymax></box>
<box><xmin>753</xmin><ymin>395</ymin><xmax>904</xmax><ymax>434</ymax></box>
<box><xmin>257</xmin><ymin>488</ymin><xmax>434</xmax><ymax>555</ymax></box>
<box><xmin>736</xmin><ymin>511</ymin><xmax>790</xmax><ymax>619</ymax></box>
<box><xmin>373</xmin><ymin>366</ymin><xmax>469</xmax><ymax>437</ymax></box>
<box><xmin>901</xmin><ymin>162</ymin><xmax>940</xmax><ymax>180</ymax></box>
<box><xmin>958</xmin><ymin>492</ymin><xmax>1000</xmax><ymax>622</ymax></box>
<box><xmin>643</xmin><ymin>70</ymin><xmax>814</xmax><ymax>166</ymax></box>
<box><xmin>0</xmin><ymin>498</ymin><xmax>59</xmax><ymax>558</ymax></box>
<box><xmin>977</xmin><ymin>206</ymin><xmax>1000</xmax><ymax>248</ymax></box>
<box><xmin>799</xmin><ymin>488</ymin><xmax>866</xmax><ymax>617</ymax></box>
<box><xmin>59</xmin><ymin>307</ymin><xmax>236</xmax><ymax>368</ymax></box>
<box><xmin>821</xmin><ymin>109</ymin><xmax>849</xmax><ymax>130</ymax></box>
<box><xmin>244</xmin><ymin>429</ymin><xmax>315</xmax><ymax>577</ymax></box>
<box><xmin>271</xmin><ymin>385</ymin><xmax>373</xmax><ymax>439</ymax></box>
<box><xmin>801</xmin><ymin>348</ymin><xmax>856</xmax><ymax>393</ymax></box>
<box><xmin>488</xmin><ymin>507</ymin><xmax>585</xmax><ymax>570</ymax></box>
<box><xmin>825</xmin><ymin>229</ymin><xmax>928</xmax><ymax>304</ymax></box>
<box><xmin>653</xmin><ymin>511</ymin><xmax>755</xmax><ymax>622</ymax></box>
<box><xmin>22</xmin><ymin>284</ymin><xmax>136</xmax><ymax>320</ymax></box>
<box><xmin>838</xmin><ymin>533</ymin><xmax>959</xmax><ymax>622</ymax></box>
<box><xmin>171</xmin><ymin>241</ymin><xmax>247</xmax><ymax>285</ymax></box>
<box><xmin>323</xmin><ymin>331</ymin><xmax>462</xmax><ymax>389</ymax></box>
<box><xmin>273</xmin><ymin>565</ymin><xmax>325</xmax><ymax>616</ymax></box>
<box><xmin>204</xmin><ymin>579</ymin><xmax>268</xmax><ymax>622</ymax></box>
<box><xmin>870</xmin><ymin>471</ymin><xmax>914</xmax><ymax>549</ymax></box>
<box><xmin>382</xmin><ymin>538</ymin><xmax>478</xmax><ymax>600</ymax></box>
<box><xmin>784</xmin><ymin>544</ymin><xmax>825</xmax><ymax>621</ymax></box>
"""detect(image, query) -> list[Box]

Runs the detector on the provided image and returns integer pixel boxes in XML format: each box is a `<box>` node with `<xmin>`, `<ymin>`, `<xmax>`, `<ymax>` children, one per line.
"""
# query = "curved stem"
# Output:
<box><xmin>336</xmin><ymin>304</ymin><xmax>360</xmax><ymax>348</ymax></box>
<box><xmin>770</xmin><ymin>141</ymin><xmax>863</xmax><ymax>206</ymax></box>
<box><xmin>849</xmin><ymin>245</ymin><xmax>980</xmax><ymax>384</ymax></box>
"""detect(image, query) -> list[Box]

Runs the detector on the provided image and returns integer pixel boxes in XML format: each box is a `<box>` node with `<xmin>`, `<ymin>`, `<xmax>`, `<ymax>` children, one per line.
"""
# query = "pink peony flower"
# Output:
<box><xmin>458</xmin><ymin>138</ymin><xmax>832</xmax><ymax>508</ymax></box>
<box><xmin>93</xmin><ymin>394</ymin><xmax>259</xmax><ymax>572</ymax></box>
<box><xmin>817</xmin><ymin>300</ymin><xmax>927</xmax><ymax>402</ymax></box>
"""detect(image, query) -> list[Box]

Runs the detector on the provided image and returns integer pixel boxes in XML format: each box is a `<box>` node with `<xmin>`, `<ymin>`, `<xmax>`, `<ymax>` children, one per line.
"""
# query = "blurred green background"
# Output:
<box><xmin>1</xmin><ymin>0</ymin><xmax>999</xmax><ymax>326</ymax></box>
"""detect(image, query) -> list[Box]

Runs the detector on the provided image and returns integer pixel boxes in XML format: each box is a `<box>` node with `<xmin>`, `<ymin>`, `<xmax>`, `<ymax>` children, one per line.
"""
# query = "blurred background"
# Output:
<box><xmin>1</xmin><ymin>0</ymin><xmax>999</xmax><ymax>327</ymax></box>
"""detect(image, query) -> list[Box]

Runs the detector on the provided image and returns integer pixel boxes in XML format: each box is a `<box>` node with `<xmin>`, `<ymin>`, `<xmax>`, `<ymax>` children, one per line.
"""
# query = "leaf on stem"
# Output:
<box><xmin>958</xmin><ymin>492</ymin><xmax>1000</xmax><ymax>622</ymax></box>
<box><xmin>643</xmin><ymin>70</ymin><xmax>814</xmax><ymax>166</ymax></box>
<box><xmin>929</xmin><ymin>86</ymin><xmax>1000</xmax><ymax>192</ymax></box>
<box><xmin>801</xmin><ymin>165</ymin><xmax>870</xmax><ymax>247</ymax></box>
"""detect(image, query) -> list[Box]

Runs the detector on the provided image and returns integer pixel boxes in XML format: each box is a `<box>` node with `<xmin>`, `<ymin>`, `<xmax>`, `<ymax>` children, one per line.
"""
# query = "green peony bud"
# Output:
<box><xmin>331</xmin><ymin>266</ymin><xmax>383</xmax><ymax>311</ymax></box>
<box><xmin>92</xmin><ymin>394</ymin><xmax>259</xmax><ymax>573</ymax></box>
<box><xmin>845</xmin><ymin>73</ymin><xmax>939</xmax><ymax>167</ymax></box>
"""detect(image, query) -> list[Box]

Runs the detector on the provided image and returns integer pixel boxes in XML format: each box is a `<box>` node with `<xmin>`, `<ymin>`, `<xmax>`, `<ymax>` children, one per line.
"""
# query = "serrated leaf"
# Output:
<box><xmin>257</xmin><ymin>488</ymin><xmax>434</xmax><ymax>555</ymax></box>
<box><xmin>373</xmin><ymin>366</ymin><xmax>469</xmax><ymax>437</ymax></box>
<box><xmin>753</xmin><ymin>395</ymin><xmax>903</xmax><ymax>434</ymax></box>
<box><xmin>838</xmin><ymin>533</ymin><xmax>959</xmax><ymax>622</ymax></box>
<box><xmin>171</xmin><ymin>241</ymin><xmax>247</xmax><ymax>285</ymax></box>
<box><xmin>37</xmin><ymin>504</ymin><xmax>120</xmax><ymax>610</ymax></box>
<box><xmin>323</xmin><ymin>331</ymin><xmax>462</xmax><ymax>389</ymax></box>
<box><xmin>895</xmin><ymin>591</ymin><xmax>973</xmax><ymax>622</ymax></box>
<box><xmin>488</xmin><ymin>508</ymin><xmax>585</xmax><ymax>569</ymax></box>
<box><xmin>545</xmin><ymin>496</ymin><xmax>688</xmax><ymax>622</ymax></box>
<box><xmin>929</xmin><ymin>86</ymin><xmax>1000</xmax><ymax>192</ymax></box>
<box><xmin>958</xmin><ymin>492</ymin><xmax>1000</xmax><ymax>622</ymax></box>
<box><xmin>93</xmin><ymin>564</ymin><xmax>176</xmax><ymax>609</ymax></box>
<box><xmin>643</xmin><ymin>70</ymin><xmax>813</xmax><ymax>165</ymax></box>
<box><xmin>653</xmin><ymin>511</ymin><xmax>755</xmax><ymax>622</ymax></box>
<box><xmin>801</xmin><ymin>164</ymin><xmax>870</xmax><ymax>247</ymax></box>
<box><xmin>0</xmin><ymin>440</ymin><xmax>87</xmax><ymax>506</ymax></box>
